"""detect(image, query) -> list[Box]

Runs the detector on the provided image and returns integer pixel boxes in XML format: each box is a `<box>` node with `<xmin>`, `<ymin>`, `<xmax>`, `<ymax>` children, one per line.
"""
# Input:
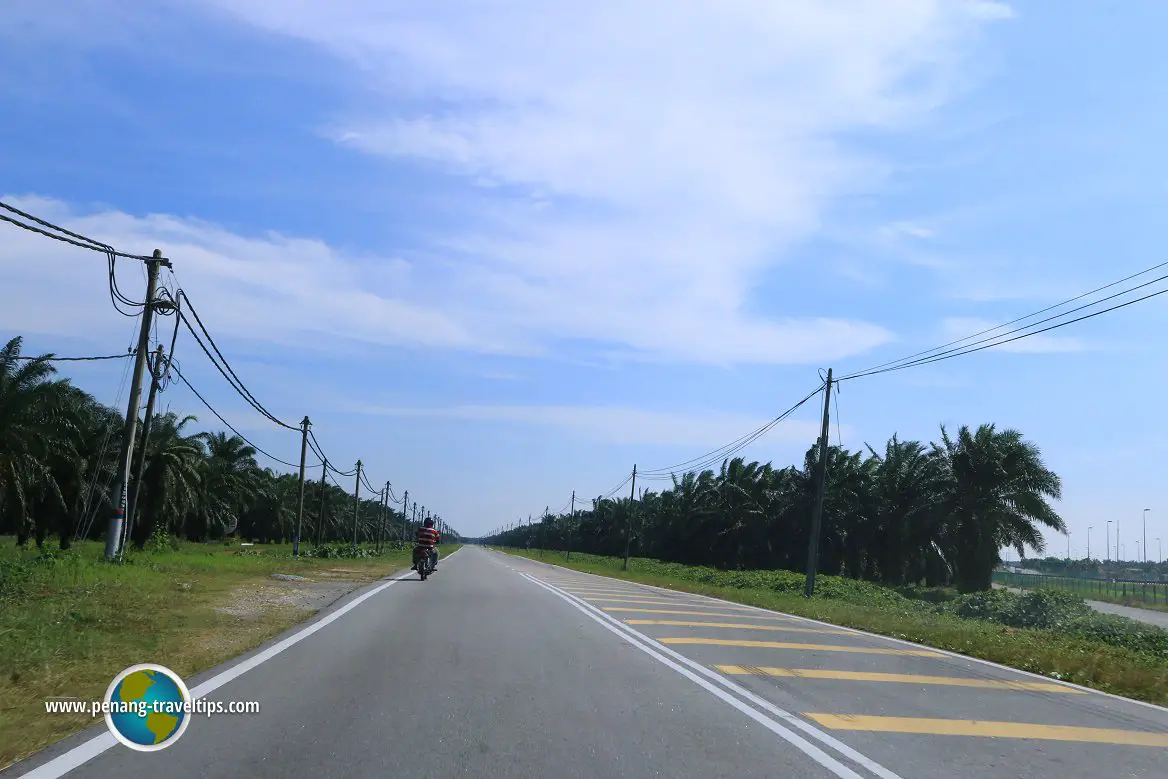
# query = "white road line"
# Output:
<box><xmin>15</xmin><ymin>550</ymin><xmax>462</xmax><ymax>779</ymax></box>
<box><xmin>509</xmin><ymin>553</ymin><xmax>1168</xmax><ymax>715</ymax></box>
<box><xmin>520</xmin><ymin>572</ymin><xmax>902</xmax><ymax>779</ymax></box>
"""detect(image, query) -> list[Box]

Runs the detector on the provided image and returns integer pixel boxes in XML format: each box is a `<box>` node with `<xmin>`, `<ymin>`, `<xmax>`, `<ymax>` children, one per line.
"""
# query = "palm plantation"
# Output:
<box><xmin>494</xmin><ymin>423</ymin><xmax>1065</xmax><ymax>594</ymax></box>
<box><xmin>0</xmin><ymin>336</ymin><xmax>444</xmax><ymax>550</ymax></box>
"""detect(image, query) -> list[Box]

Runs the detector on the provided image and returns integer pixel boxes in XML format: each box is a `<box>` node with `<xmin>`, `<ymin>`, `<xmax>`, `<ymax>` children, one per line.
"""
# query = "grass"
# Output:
<box><xmin>993</xmin><ymin>571</ymin><xmax>1168</xmax><ymax>613</ymax></box>
<box><xmin>498</xmin><ymin>547</ymin><xmax>1168</xmax><ymax>707</ymax></box>
<box><xmin>0</xmin><ymin>537</ymin><xmax>460</xmax><ymax>769</ymax></box>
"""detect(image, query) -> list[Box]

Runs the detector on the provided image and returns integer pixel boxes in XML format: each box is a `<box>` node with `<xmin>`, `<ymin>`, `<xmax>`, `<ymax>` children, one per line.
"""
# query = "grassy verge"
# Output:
<box><xmin>498</xmin><ymin>548</ymin><xmax>1168</xmax><ymax>706</ymax></box>
<box><xmin>994</xmin><ymin>575</ymin><xmax>1168</xmax><ymax>613</ymax></box>
<box><xmin>0</xmin><ymin>538</ymin><xmax>461</xmax><ymax>769</ymax></box>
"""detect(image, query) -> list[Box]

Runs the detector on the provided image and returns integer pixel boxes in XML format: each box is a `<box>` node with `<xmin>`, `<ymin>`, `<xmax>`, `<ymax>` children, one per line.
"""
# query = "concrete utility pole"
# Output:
<box><xmin>623</xmin><ymin>465</ymin><xmax>637</xmax><ymax>571</ymax></box>
<box><xmin>126</xmin><ymin>344</ymin><xmax>165</xmax><ymax>538</ymax></box>
<box><xmin>804</xmin><ymin>369</ymin><xmax>833</xmax><ymax>598</ymax></box>
<box><xmin>106</xmin><ymin>250</ymin><xmax>171</xmax><ymax>560</ymax></box>
<box><xmin>315</xmin><ymin>459</ymin><xmax>328</xmax><ymax>547</ymax></box>
<box><xmin>351</xmin><ymin>460</ymin><xmax>362</xmax><ymax>549</ymax></box>
<box><xmin>401</xmin><ymin>490</ymin><xmax>409</xmax><ymax>545</ymax></box>
<box><xmin>568</xmin><ymin>490</ymin><xmax>575</xmax><ymax>561</ymax></box>
<box><xmin>293</xmin><ymin>416</ymin><xmax>311</xmax><ymax>557</ymax></box>
<box><xmin>380</xmin><ymin>481</ymin><xmax>390</xmax><ymax>552</ymax></box>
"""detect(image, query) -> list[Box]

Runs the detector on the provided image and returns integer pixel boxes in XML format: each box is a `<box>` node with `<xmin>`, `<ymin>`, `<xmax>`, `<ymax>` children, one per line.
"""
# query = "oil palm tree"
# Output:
<box><xmin>933</xmin><ymin>423</ymin><xmax>1064</xmax><ymax>592</ymax></box>
<box><xmin>0</xmin><ymin>336</ymin><xmax>76</xmax><ymax>546</ymax></box>
<box><xmin>194</xmin><ymin>431</ymin><xmax>262</xmax><ymax>540</ymax></box>
<box><xmin>131</xmin><ymin>412</ymin><xmax>204</xmax><ymax>547</ymax></box>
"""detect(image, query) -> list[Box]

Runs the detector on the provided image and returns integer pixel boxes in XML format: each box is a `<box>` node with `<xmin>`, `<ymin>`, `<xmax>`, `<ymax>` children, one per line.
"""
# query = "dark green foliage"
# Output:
<box><xmin>491</xmin><ymin>425</ymin><xmax>1064</xmax><ymax>594</ymax></box>
<box><xmin>0</xmin><ymin>335</ymin><xmax>463</xmax><ymax>550</ymax></box>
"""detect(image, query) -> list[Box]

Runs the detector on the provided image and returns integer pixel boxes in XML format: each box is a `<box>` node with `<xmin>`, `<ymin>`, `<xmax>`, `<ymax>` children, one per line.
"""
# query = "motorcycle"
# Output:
<box><xmin>413</xmin><ymin>545</ymin><xmax>435</xmax><ymax>581</ymax></box>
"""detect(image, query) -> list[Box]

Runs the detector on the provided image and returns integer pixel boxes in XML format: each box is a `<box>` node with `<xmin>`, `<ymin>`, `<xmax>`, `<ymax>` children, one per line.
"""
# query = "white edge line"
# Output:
<box><xmin>516</xmin><ymin>573</ymin><xmax>870</xmax><ymax>779</ymax></box>
<box><xmin>507</xmin><ymin>552</ymin><xmax>1168</xmax><ymax>715</ymax></box>
<box><xmin>520</xmin><ymin>571</ymin><xmax>905</xmax><ymax>779</ymax></box>
<box><xmin>15</xmin><ymin>549</ymin><xmax>463</xmax><ymax>779</ymax></box>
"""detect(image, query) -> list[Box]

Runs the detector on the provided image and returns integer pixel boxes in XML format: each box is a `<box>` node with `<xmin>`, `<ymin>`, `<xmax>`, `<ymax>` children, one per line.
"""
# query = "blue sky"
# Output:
<box><xmin>2</xmin><ymin>2</ymin><xmax>1167</xmax><ymax>557</ymax></box>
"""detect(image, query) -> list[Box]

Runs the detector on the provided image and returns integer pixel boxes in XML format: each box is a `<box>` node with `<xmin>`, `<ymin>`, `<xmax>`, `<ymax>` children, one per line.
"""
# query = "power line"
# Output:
<box><xmin>15</xmin><ymin>353</ymin><xmax>133</xmax><ymax>362</ymax></box>
<box><xmin>839</xmin><ymin>260</ymin><xmax>1168</xmax><ymax>381</ymax></box>
<box><xmin>174</xmin><ymin>290</ymin><xmax>295</xmax><ymax>430</ymax></box>
<box><xmin>0</xmin><ymin>201</ymin><xmax>166</xmax><ymax>262</ymax></box>
<box><xmin>169</xmin><ymin>363</ymin><xmax>301</xmax><ymax>469</ymax></box>
<box><xmin>840</xmin><ymin>282</ymin><xmax>1168</xmax><ymax>381</ymax></box>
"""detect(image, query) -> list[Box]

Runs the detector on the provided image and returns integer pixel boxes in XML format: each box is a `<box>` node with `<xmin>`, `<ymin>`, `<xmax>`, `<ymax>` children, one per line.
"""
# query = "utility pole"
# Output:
<box><xmin>623</xmin><ymin>465</ymin><xmax>637</xmax><ymax>571</ymax></box>
<box><xmin>293</xmin><ymin>416</ymin><xmax>311</xmax><ymax>557</ymax></box>
<box><xmin>106</xmin><ymin>250</ymin><xmax>170</xmax><ymax>560</ymax></box>
<box><xmin>1087</xmin><ymin>526</ymin><xmax>1092</xmax><ymax>561</ymax></box>
<box><xmin>380</xmin><ymin>481</ymin><xmax>391</xmax><ymax>552</ymax></box>
<box><xmin>351</xmin><ymin>460</ymin><xmax>362</xmax><ymax>549</ymax></box>
<box><xmin>315</xmin><ymin>460</ymin><xmax>328</xmax><ymax>547</ymax></box>
<box><xmin>126</xmin><ymin>344</ymin><xmax>165</xmax><ymax>538</ymax></box>
<box><xmin>401</xmin><ymin>491</ymin><xmax>409</xmax><ymax>546</ymax></box>
<box><xmin>568</xmin><ymin>490</ymin><xmax>575</xmax><ymax>561</ymax></box>
<box><xmin>541</xmin><ymin>506</ymin><xmax>548</xmax><ymax>557</ymax></box>
<box><xmin>803</xmin><ymin>370</ymin><xmax>833</xmax><ymax>598</ymax></box>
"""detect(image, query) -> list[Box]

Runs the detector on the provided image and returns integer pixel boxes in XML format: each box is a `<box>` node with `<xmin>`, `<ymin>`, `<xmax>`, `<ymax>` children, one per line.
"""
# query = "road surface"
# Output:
<box><xmin>7</xmin><ymin>546</ymin><xmax>1167</xmax><ymax>778</ymax></box>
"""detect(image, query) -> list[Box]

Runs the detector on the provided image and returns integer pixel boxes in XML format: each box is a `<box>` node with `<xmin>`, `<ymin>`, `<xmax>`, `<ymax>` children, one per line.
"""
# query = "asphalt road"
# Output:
<box><xmin>8</xmin><ymin>546</ymin><xmax>1168</xmax><ymax>778</ymax></box>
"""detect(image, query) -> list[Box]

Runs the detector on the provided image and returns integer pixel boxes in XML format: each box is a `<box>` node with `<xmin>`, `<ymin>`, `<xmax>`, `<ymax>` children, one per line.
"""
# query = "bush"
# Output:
<box><xmin>306</xmin><ymin>544</ymin><xmax>381</xmax><ymax>559</ymax></box>
<box><xmin>946</xmin><ymin>587</ymin><xmax>1168</xmax><ymax>658</ymax></box>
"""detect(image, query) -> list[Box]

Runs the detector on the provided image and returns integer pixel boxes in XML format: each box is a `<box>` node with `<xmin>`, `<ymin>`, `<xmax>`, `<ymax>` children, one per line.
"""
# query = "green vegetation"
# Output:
<box><xmin>0</xmin><ymin>538</ymin><xmax>460</xmax><ymax>768</ymax></box>
<box><xmin>501</xmin><ymin>549</ymin><xmax>1168</xmax><ymax>705</ymax></box>
<box><xmin>0</xmin><ymin>335</ymin><xmax>463</xmax><ymax>549</ymax></box>
<box><xmin>488</xmin><ymin>425</ymin><xmax>1064</xmax><ymax>594</ymax></box>
<box><xmin>993</xmin><ymin>570</ymin><xmax>1168</xmax><ymax>612</ymax></box>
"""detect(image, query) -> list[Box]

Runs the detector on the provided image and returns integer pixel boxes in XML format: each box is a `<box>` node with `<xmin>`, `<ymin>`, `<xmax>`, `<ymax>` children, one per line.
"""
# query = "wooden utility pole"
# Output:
<box><xmin>803</xmin><ymin>371</ymin><xmax>833</xmax><ymax>598</ymax></box>
<box><xmin>623</xmin><ymin>465</ymin><xmax>637</xmax><ymax>571</ymax></box>
<box><xmin>293</xmin><ymin>416</ymin><xmax>311</xmax><ymax>557</ymax></box>
<box><xmin>351</xmin><ymin>460</ymin><xmax>362</xmax><ymax>548</ymax></box>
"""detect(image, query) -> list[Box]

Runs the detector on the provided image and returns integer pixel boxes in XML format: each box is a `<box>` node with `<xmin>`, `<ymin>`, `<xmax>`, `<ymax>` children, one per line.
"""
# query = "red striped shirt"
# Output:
<box><xmin>415</xmin><ymin>527</ymin><xmax>440</xmax><ymax>548</ymax></box>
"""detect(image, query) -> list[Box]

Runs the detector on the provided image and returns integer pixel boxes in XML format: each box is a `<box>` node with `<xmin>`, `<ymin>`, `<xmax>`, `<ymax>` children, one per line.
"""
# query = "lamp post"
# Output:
<box><xmin>1087</xmin><ymin>526</ymin><xmax>1092</xmax><ymax>562</ymax></box>
<box><xmin>1106</xmin><ymin>520</ymin><xmax>1112</xmax><ymax>569</ymax></box>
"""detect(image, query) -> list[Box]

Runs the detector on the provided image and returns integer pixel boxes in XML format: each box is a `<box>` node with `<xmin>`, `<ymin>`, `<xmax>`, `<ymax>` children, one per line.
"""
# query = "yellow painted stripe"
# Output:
<box><xmin>659</xmin><ymin>637</ymin><xmax>942</xmax><ymax>657</ymax></box>
<box><xmin>628</xmin><ymin>621</ymin><xmax>849</xmax><ymax>634</ymax></box>
<box><xmin>805</xmin><ymin>714</ymin><xmax>1168</xmax><ymax>747</ymax></box>
<box><xmin>602</xmin><ymin>607</ymin><xmax>794</xmax><ymax>620</ymax></box>
<box><xmin>585</xmin><ymin>597</ymin><xmax>756</xmax><ymax>609</ymax></box>
<box><xmin>716</xmin><ymin>666</ymin><xmax>1085</xmax><ymax>693</ymax></box>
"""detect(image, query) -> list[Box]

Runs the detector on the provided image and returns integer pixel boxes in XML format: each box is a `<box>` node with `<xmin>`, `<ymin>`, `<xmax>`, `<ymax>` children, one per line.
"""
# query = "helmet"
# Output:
<box><xmin>424</xmin><ymin>518</ymin><xmax>434</xmax><ymax>528</ymax></box>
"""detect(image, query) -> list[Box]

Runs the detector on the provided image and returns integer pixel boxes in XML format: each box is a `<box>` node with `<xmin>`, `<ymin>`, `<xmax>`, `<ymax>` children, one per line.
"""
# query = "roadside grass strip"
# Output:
<box><xmin>659</xmin><ymin>637</ymin><xmax>944</xmax><ymax>657</ymax></box>
<box><xmin>804</xmin><ymin>714</ymin><xmax>1168</xmax><ymax>747</ymax></box>
<box><xmin>717</xmin><ymin>666</ymin><xmax>1085</xmax><ymax>693</ymax></box>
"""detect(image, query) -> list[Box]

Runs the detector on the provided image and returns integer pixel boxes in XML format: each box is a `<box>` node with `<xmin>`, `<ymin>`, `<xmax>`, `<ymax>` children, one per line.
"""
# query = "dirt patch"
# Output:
<box><xmin>214</xmin><ymin>578</ymin><xmax>363</xmax><ymax>620</ymax></box>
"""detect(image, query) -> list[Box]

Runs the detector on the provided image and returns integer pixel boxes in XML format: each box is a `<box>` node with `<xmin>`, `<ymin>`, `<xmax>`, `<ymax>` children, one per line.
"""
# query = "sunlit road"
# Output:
<box><xmin>8</xmin><ymin>546</ymin><xmax>1168</xmax><ymax>778</ymax></box>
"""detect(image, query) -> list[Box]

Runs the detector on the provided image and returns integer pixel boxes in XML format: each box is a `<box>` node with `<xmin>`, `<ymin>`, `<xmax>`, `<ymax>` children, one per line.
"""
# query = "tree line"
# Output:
<box><xmin>0</xmin><ymin>336</ymin><xmax>459</xmax><ymax>549</ymax></box>
<box><xmin>486</xmin><ymin>420</ymin><xmax>1067</xmax><ymax>593</ymax></box>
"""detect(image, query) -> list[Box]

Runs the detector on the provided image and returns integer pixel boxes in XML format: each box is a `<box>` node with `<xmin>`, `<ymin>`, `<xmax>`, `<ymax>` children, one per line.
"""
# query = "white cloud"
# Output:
<box><xmin>348</xmin><ymin>402</ymin><xmax>835</xmax><ymax>448</ymax></box>
<box><xmin>939</xmin><ymin>317</ymin><xmax>1085</xmax><ymax>354</ymax></box>
<box><xmin>179</xmin><ymin>0</ymin><xmax>1011</xmax><ymax>365</ymax></box>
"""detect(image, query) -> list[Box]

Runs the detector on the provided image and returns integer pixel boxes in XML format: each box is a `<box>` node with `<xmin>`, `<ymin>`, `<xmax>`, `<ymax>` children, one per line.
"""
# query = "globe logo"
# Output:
<box><xmin>104</xmin><ymin>664</ymin><xmax>192</xmax><ymax>751</ymax></box>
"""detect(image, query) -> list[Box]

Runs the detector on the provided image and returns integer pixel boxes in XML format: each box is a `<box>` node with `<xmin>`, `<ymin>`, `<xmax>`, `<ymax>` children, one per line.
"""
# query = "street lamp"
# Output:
<box><xmin>1106</xmin><ymin>521</ymin><xmax>1112</xmax><ymax>567</ymax></box>
<box><xmin>1087</xmin><ymin>526</ymin><xmax>1092</xmax><ymax>562</ymax></box>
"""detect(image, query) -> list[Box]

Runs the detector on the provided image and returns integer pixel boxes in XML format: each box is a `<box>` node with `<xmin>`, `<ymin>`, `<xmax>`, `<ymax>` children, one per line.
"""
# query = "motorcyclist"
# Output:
<box><xmin>414</xmin><ymin>517</ymin><xmax>439</xmax><ymax>571</ymax></box>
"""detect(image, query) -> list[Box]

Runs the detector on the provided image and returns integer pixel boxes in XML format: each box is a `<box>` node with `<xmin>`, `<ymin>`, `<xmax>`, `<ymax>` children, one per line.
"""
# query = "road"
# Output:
<box><xmin>7</xmin><ymin>546</ymin><xmax>1167</xmax><ymax>778</ymax></box>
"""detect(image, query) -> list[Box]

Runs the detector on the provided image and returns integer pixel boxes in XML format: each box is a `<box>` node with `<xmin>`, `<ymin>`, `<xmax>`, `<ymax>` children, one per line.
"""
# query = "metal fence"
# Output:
<box><xmin>992</xmin><ymin>570</ymin><xmax>1168</xmax><ymax>606</ymax></box>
